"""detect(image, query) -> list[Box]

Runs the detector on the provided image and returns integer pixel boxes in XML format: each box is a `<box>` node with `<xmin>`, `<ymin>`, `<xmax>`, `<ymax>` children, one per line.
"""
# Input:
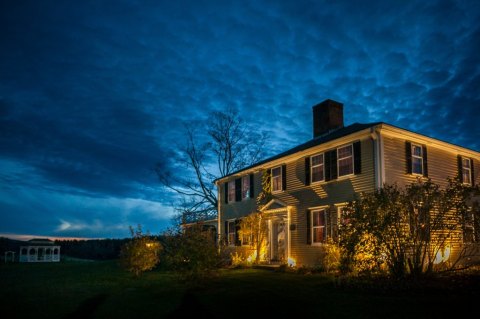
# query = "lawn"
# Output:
<box><xmin>1</xmin><ymin>260</ymin><xmax>479</xmax><ymax>318</ymax></box>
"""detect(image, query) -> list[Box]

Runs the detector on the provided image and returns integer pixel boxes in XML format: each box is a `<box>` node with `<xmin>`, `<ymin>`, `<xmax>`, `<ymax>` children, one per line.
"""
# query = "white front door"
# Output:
<box><xmin>269</xmin><ymin>219</ymin><xmax>287</xmax><ymax>263</ymax></box>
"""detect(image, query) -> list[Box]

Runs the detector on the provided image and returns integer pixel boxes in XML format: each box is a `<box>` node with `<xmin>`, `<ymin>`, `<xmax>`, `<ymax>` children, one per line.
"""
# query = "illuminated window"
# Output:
<box><xmin>242</xmin><ymin>175</ymin><xmax>250</xmax><ymax>199</ymax></box>
<box><xmin>337</xmin><ymin>145</ymin><xmax>353</xmax><ymax>177</ymax></box>
<box><xmin>312</xmin><ymin>209</ymin><xmax>327</xmax><ymax>244</ymax></box>
<box><xmin>272</xmin><ymin>166</ymin><xmax>282</xmax><ymax>192</ymax></box>
<box><xmin>411</xmin><ymin>144</ymin><xmax>423</xmax><ymax>175</ymax></box>
<box><xmin>228</xmin><ymin>181</ymin><xmax>235</xmax><ymax>203</ymax></box>
<box><xmin>311</xmin><ymin>153</ymin><xmax>324</xmax><ymax>183</ymax></box>
<box><xmin>227</xmin><ymin>221</ymin><xmax>235</xmax><ymax>246</ymax></box>
<box><xmin>462</xmin><ymin>158</ymin><xmax>472</xmax><ymax>185</ymax></box>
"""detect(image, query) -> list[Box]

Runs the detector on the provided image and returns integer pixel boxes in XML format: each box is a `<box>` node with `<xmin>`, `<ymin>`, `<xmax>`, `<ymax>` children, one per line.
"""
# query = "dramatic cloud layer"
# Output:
<box><xmin>1</xmin><ymin>0</ymin><xmax>479</xmax><ymax>238</ymax></box>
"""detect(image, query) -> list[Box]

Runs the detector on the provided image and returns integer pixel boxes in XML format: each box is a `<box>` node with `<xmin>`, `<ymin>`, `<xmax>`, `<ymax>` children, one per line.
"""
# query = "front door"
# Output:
<box><xmin>269</xmin><ymin>219</ymin><xmax>287</xmax><ymax>263</ymax></box>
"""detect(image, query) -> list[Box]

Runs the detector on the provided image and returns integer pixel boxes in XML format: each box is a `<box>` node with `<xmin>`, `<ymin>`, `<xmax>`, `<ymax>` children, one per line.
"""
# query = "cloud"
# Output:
<box><xmin>1</xmin><ymin>0</ymin><xmax>479</xmax><ymax>237</ymax></box>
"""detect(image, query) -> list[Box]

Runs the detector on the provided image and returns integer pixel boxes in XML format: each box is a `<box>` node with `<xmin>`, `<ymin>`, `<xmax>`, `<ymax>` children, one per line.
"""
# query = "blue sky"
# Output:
<box><xmin>1</xmin><ymin>0</ymin><xmax>479</xmax><ymax>239</ymax></box>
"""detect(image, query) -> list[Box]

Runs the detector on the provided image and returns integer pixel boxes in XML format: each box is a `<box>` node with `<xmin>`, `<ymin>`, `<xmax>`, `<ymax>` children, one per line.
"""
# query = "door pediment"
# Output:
<box><xmin>261</xmin><ymin>199</ymin><xmax>288</xmax><ymax>213</ymax></box>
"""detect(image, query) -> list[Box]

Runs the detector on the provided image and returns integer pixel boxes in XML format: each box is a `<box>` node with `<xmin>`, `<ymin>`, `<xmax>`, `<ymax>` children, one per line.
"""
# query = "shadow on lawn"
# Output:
<box><xmin>168</xmin><ymin>291</ymin><xmax>215</xmax><ymax>318</ymax></box>
<box><xmin>64</xmin><ymin>293</ymin><xmax>108</xmax><ymax>319</ymax></box>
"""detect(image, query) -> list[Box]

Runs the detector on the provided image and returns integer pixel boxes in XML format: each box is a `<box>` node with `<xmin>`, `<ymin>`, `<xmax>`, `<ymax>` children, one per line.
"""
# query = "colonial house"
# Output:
<box><xmin>214</xmin><ymin>99</ymin><xmax>479</xmax><ymax>267</ymax></box>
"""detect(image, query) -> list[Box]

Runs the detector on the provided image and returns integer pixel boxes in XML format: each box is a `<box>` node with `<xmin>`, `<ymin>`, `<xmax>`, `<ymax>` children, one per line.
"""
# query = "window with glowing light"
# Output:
<box><xmin>311</xmin><ymin>153</ymin><xmax>324</xmax><ymax>183</ymax></box>
<box><xmin>337</xmin><ymin>145</ymin><xmax>353</xmax><ymax>177</ymax></box>
<box><xmin>462</xmin><ymin>158</ymin><xmax>472</xmax><ymax>185</ymax></box>
<box><xmin>411</xmin><ymin>144</ymin><xmax>423</xmax><ymax>175</ymax></box>
<box><xmin>312</xmin><ymin>209</ymin><xmax>327</xmax><ymax>244</ymax></box>
<box><xmin>228</xmin><ymin>181</ymin><xmax>235</xmax><ymax>203</ymax></box>
<box><xmin>242</xmin><ymin>175</ymin><xmax>250</xmax><ymax>199</ymax></box>
<box><xmin>272</xmin><ymin>166</ymin><xmax>282</xmax><ymax>192</ymax></box>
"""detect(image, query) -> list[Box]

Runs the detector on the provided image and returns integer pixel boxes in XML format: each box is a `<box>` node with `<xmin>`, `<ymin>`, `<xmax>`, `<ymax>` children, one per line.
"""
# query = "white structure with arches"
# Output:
<box><xmin>19</xmin><ymin>239</ymin><xmax>60</xmax><ymax>262</ymax></box>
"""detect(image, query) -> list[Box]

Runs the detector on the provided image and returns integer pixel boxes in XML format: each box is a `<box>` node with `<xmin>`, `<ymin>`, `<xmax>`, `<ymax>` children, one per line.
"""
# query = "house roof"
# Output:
<box><xmin>215</xmin><ymin>122</ymin><xmax>381</xmax><ymax>183</ymax></box>
<box><xmin>215</xmin><ymin>120</ymin><xmax>480</xmax><ymax>184</ymax></box>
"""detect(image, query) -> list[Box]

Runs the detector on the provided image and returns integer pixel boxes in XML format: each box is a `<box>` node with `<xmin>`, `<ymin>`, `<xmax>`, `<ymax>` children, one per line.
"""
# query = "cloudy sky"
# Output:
<box><xmin>1</xmin><ymin>0</ymin><xmax>479</xmax><ymax>239</ymax></box>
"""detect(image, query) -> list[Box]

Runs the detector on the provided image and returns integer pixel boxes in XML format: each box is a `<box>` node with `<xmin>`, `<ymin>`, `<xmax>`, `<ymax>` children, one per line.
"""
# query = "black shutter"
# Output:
<box><xmin>249</xmin><ymin>173</ymin><xmax>254</xmax><ymax>198</ymax></box>
<box><xmin>422</xmin><ymin>145</ymin><xmax>428</xmax><ymax>177</ymax></box>
<box><xmin>234</xmin><ymin>219</ymin><xmax>241</xmax><ymax>246</ymax></box>
<box><xmin>267</xmin><ymin>168</ymin><xmax>271</xmax><ymax>188</ymax></box>
<box><xmin>406</xmin><ymin>141</ymin><xmax>412</xmax><ymax>174</ymax></box>
<box><xmin>458</xmin><ymin>155</ymin><xmax>463</xmax><ymax>183</ymax></box>
<box><xmin>305</xmin><ymin>157</ymin><xmax>311</xmax><ymax>186</ymax></box>
<box><xmin>471</xmin><ymin>158</ymin><xmax>475</xmax><ymax>186</ymax></box>
<box><xmin>235</xmin><ymin>178</ymin><xmax>242</xmax><ymax>202</ymax></box>
<box><xmin>306</xmin><ymin>210</ymin><xmax>311</xmax><ymax>245</ymax></box>
<box><xmin>282</xmin><ymin>164</ymin><xmax>287</xmax><ymax>191</ymax></box>
<box><xmin>325</xmin><ymin>151</ymin><xmax>331</xmax><ymax>181</ymax></box>
<box><xmin>224</xmin><ymin>182</ymin><xmax>229</xmax><ymax>204</ymax></box>
<box><xmin>330</xmin><ymin>150</ymin><xmax>338</xmax><ymax>180</ymax></box>
<box><xmin>224</xmin><ymin>221</ymin><xmax>228</xmax><ymax>244</ymax></box>
<box><xmin>353</xmin><ymin>141</ymin><xmax>361</xmax><ymax>175</ymax></box>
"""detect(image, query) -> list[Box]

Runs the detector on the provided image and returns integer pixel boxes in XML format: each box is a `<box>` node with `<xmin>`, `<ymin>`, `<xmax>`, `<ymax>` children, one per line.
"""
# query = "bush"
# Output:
<box><xmin>163</xmin><ymin>225</ymin><xmax>220</xmax><ymax>282</ymax></box>
<box><xmin>120</xmin><ymin>225</ymin><xmax>162</xmax><ymax>277</ymax></box>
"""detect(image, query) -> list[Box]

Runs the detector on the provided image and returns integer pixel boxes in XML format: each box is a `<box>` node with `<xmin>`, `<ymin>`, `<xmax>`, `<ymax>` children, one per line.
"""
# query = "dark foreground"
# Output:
<box><xmin>1</xmin><ymin>260</ymin><xmax>479</xmax><ymax>318</ymax></box>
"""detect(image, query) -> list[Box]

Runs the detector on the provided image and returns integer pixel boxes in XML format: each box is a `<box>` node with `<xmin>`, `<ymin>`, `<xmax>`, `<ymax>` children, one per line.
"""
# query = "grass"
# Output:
<box><xmin>1</xmin><ymin>260</ymin><xmax>479</xmax><ymax>318</ymax></box>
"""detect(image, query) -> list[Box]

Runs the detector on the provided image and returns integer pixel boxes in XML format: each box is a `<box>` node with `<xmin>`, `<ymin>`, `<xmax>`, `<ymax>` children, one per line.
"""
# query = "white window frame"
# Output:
<box><xmin>241</xmin><ymin>232</ymin><xmax>253</xmax><ymax>246</ymax></box>
<box><xmin>228</xmin><ymin>180</ymin><xmax>235</xmax><ymax>203</ymax></box>
<box><xmin>337</xmin><ymin>144</ymin><xmax>354</xmax><ymax>177</ymax></box>
<box><xmin>271</xmin><ymin>166</ymin><xmax>282</xmax><ymax>193</ymax></box>
<box><xmin>227</xmin><ymin>220</ymin><xmax>235</xmax><ymax>246</ymax></box>
<box><xmin>242</xmin><ymin>175</ymin><xmax>250</xmax><ymax>200</ymax></box>
<box><xmin>311</xmin><ymin>209</ymin><xmax>327</xmax><ymax>245</ymax></box>
<box><xmin>462</xmin><ymin>157</ymin><xmax>472</xmax><ymax>185</ymax></box>
<box><xmin>411</xmin><ymin>144</ymin><xmax>424</xmax><ymax>176</ymax></box>
<box><xmin>311</xmin><ymin>153</ymin><xmax>325</xmax><ymax>183</ymax></box>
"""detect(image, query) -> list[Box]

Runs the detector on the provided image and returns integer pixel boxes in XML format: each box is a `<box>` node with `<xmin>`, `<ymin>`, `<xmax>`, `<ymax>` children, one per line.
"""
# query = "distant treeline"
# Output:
<box><xmin>1</xmin><ymin>237</ymin><xmax>163</xmax><ymax>261</ymax></box>
<box><xmin>55</xmin><ymin>239</ymin><xmax>130</xmax><ymax>260</ymax></box>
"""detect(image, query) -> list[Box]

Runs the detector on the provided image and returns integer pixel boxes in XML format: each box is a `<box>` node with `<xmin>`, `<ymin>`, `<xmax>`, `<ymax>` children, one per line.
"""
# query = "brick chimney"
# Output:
<box><xmin>312</xmin><ymin>99</ymin><xmax>344</xmax><ymax>138</ymax></box>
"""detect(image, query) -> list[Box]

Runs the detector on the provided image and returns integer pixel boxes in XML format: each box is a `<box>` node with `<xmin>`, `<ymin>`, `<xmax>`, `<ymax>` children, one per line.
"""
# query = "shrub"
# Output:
<box><xmin>120</xmin><ymin>225</ymin><xmax>162</xmax><ymax>277</ymax></box>
<box><xmin>163</xmin><ymin>225</ymin><xmax>220</xmax><ymax>282</ymax></box>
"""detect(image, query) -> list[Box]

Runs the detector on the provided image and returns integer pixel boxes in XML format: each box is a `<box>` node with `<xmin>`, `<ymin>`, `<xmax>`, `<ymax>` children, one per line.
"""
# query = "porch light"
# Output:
<box><xmin>287</xmin><ymin>257</ymin><xmax>296</xmax><ymax>267</ymax></box>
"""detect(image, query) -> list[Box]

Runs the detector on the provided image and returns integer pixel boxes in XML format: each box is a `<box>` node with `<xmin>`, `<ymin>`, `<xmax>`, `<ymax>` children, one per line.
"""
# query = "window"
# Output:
<box><xmin>411</xmin><ymin>144</ymin><xmax>423</xmax><ymax>175</ymax></box>
<box><xmin>463</xmin><ymin>210</ymin><xmax>476</xmax><ymax>243</ymax></box>
<box><xmin>311</xmin><ymin>153</ymin><xmax>324</xmax><ymax>183</ymax></box>
<box><xmin>312</xmin><ymin>209</ymin><xmax>327</xmax><ymax>244</ymax></box>
<box><xmin>462</xmin><ymin>158</ymin><xmax>472</xmax><ymax>185</ymax></box>
<box><xmin>242</xmin><ymin>175</ymin><xmax>250</xmax><ymax>199</ymax></box>
<box><xmin>242</xmin><ymin>232</ymin><xmax>253</xmax><ymax>246</ymax></box>
<box><xmin>227</xmin><ymin>221</ymin><xmax>235</xmax><ymax>246</ymax></box>
<box><xmin>228</xmin><ymin>181</ymin><xmax>235</xmax><ymax>203</ymax></box>
<box><xmin>337</xmin><ymin>145</ymin><xmax>353</xmax><ymax>177</ymax></box>
<box><xmin>272</xmin><ymin>166</ymin><xmax>282</xmax><ymax>192</ymax></box>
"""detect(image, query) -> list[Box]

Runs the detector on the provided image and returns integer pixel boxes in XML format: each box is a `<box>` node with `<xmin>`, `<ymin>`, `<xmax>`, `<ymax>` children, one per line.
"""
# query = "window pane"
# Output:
<box><xmin>463</xmin><ymin>158</ymin><xmax>471</xmax><ymax>169</ymax></box>
<box><xmin>412</xmin><ymin>145</ymin><xmax>422</xmax><ymax>157</ymax></box>
<box><xmin>412</xmin><ymin>157</ymin><xmax>423</xmax><ymax>174</ymax></box>
<box><xmin>273</xmin><ymin>176</ymin><xmax>281</xmax><ymax>191</ymax></box>
<box><xmin>313</xmin><ymin>227</ymin><xmax>324</xmax><ymax>243</ymax></box>
<box><xmin>312</xmin><ymin>165</ymin><xmax>324</xmax><ymax>182</ymax></box>
<box><xmin>338</xmin><ymin>145</ymin><xmax>352</xmax><ymax>158</ymax></box>
<box><xmin>312</xmin><ymin>154</ymin><xmax>323</xmax><ymax>166</ymax></box>
<box><xmin>463</xmin><ymin>170</ymin><xmax>471</xmax><ymax>184</ymax></box>
<box><xmin>242</xmin><ymin>176</ymin><xmax>250</xmax><ymax>198</ymax></box>
<box><xmin>228</xmin><ymin>181</ymin><xmax>235</xmax><ymax>201</ymax></box>
<box><xmin>312</xmin><ymin>210</ymin><xmax>325</xmax><ymax>227</ymax></box>
<box><xmin>272</xmin><ymin>167</ymin><xmax>282</xmax><ymax>192</ymax></box>
<box><xmin>338</xmin><ymin>157</ymin><xmax>353</xmax><ymax>176</ymax></box>
<box><xmin>272</xmin><ymin>167</ymin><xmax>281</xmax><ymax>177</ymax></box>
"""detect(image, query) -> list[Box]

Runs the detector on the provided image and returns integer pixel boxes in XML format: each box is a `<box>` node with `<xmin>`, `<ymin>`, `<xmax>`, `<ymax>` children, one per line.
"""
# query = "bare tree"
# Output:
<box><xmin>157</xmin><ymin>108</ymin><xmax>267</xmax><ymax>224</ymax></box>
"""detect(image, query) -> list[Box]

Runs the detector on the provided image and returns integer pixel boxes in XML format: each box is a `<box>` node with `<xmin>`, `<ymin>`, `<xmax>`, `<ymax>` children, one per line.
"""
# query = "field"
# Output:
<box><xmin>1</xmin><ymin>260</ymin><xmax>479</xmax><ymax>318</ymax></box>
